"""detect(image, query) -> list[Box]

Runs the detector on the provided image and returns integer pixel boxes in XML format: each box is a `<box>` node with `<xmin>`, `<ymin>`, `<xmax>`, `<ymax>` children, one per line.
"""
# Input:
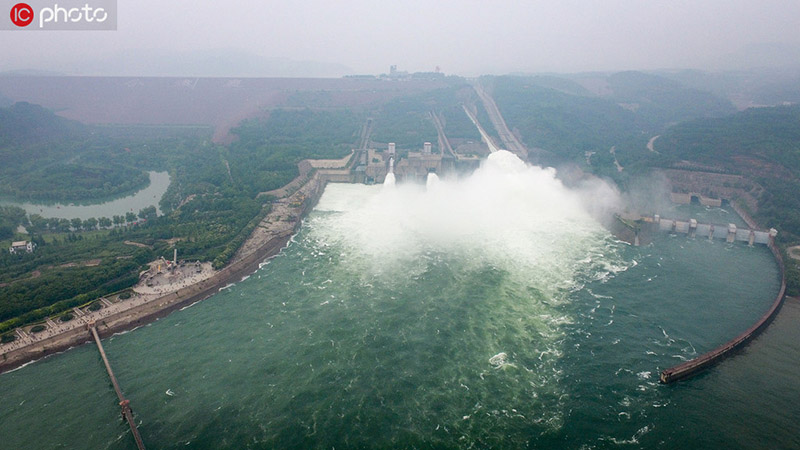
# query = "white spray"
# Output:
<box><xmin>314</xmin><ymin>150</ymin><xmax>620</xmax><ymax>297</ymax></box>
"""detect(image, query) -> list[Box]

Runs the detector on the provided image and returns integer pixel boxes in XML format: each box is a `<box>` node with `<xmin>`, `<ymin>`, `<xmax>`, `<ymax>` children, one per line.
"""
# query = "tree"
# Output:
<box><xmin>29</xmin><ymin>214</ymin><xmax>48</xmax><ymax>233</ymax></box>
<box><xmin>70</xmin><ymin>217</ymin><xmax>82</xmax><ymax>231</ymax></box>
<box><xmin>57</xmin><ymin>218</ymin><xmax>71</xmax><ymax>233</ymax></box>
<box><xmin>47</xmin><ymin>217</ymin><xmax>61</xmax><ymax>231</ymax></box>
<box><xmin>125</xmin><ymin>212</ymin><xmax>136</xmax><ymax>223</ymax></box>
<box><xmin>138</xmin><ymin>206</ymin><xmax>157</xmax><ymax>221</ymax></box>
<box><xmin>83</xmin><ymin>217</ymin><xmax>98</xmax><ymax>231</ymax></box>
<box><xmin>98</xmin><ymin>217</ymin><xmax>112</xmax><ymax>228</ymax></box>
<box><xmin>112</xmin><ymin>215</ymin><xmax>123</xmax><ymax>226</ymax></box>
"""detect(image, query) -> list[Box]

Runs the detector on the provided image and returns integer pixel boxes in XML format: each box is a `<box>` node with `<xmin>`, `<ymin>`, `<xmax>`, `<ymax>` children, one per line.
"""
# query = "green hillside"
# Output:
<box><xmin>656</xmin><ymin>104</ymin><xmax>800</xmax><ymax>172</ymax></box>
<box><xmin>0</xmin><ymin>102</ymin><xmax>149</xmax><ymax>201</ymax></box>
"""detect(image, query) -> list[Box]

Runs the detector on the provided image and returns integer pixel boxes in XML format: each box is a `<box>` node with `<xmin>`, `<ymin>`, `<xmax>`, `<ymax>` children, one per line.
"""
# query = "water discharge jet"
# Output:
<box><xmin>308</xmin><ymin>149</ymin><xmax>631</xmax><ymax>434</ymax></box>
<box><xmin>383</xmin><ymin>172</ymin><xmax>396</xmax><ymax>188</ymax></box>
<box><xmin>425</xmin><ymin>172</ymin><xmax>440</xmax><ymax>191</ymax></box>
<box><xmin>314</xmin><ymin>150</ymin><xmax>623</xmax><ymax>300</ymax></box>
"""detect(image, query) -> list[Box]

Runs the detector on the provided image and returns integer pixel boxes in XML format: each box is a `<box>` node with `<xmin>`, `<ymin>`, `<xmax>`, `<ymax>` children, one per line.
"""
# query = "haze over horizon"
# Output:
<box><xmin>2</xmin><ymin>0</ymin><xmax>800</xmax><ymax>77</ymax></box>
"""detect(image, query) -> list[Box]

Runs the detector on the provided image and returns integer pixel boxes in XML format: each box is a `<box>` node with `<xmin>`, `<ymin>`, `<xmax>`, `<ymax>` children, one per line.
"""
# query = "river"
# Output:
<box><xmin>0</xmin><ymin>171</ymin><xmax>170</xmax><ymax>220</ymax></box>
<box><xmin>0</xmin><ymin>154</ymin><xmax>796</xmax><ymax>449</ymax></box>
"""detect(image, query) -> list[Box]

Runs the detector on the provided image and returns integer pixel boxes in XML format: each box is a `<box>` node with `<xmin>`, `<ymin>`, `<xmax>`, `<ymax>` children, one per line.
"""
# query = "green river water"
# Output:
<box><xmin>0</xmin><ymin>153</ymin><xmax>796</xmax><ymax>449</ymax></box>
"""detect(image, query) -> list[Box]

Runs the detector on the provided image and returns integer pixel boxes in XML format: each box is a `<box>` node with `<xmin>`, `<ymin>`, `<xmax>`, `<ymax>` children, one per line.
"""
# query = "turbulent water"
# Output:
<box><xmin>1</xmin><ymin>152</ymin><xmax>796</xmax><ymax>449</ymax></box>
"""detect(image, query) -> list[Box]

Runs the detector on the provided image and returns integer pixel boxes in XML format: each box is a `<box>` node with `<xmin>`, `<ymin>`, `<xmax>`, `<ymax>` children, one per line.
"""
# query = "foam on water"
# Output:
<box><xmin>312</xmin><ymin>151</ymin><xmax>617</xmax><ymax>298</ymax></box>
<box><xmin>308</xmin><ymin>151</ymin><xmax>628</xmax><ymax>433</ymax></box>
<box><xmin>0</xmin><ymin>193</ymin><xmax>785</xmax><ymax>448</ymax></box>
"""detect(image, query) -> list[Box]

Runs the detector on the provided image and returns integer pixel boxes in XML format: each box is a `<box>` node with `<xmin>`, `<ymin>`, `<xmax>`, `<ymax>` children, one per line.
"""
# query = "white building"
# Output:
<box><xmin>9</xmin><ymin>240</ymin><xmax>35</xmax><ymax>254</ymax></box>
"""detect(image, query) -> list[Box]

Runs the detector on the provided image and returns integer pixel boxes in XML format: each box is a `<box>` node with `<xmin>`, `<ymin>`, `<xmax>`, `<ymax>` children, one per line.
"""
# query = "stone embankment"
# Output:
<box><xmin>0</xmin><ymin>164</ymin><xmax>337</xmax><ymax>374</ymax></box>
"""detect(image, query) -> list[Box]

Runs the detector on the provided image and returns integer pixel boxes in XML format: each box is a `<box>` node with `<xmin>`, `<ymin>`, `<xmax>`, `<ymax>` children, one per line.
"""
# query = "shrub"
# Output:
<box><xmin>1</xmin><ymin>333</ymin><xmax>15</xmax><ymax>343</ymax></box>
<box><xmin>59</xmin><ymin>312</ymin><xmax>74</xmax><ymax>322</ymax></box>
<box><xmin>88</xmin><ymin>302</ymin><xmax>102</xmax><ymax>311</ymax></box>
<box><xmin>119</xmin><ymin>292</ymin><xmax>132</xmax><ymax>300</ymax></box>
<box><xmin>30</xmin><ymin>324</ymin><xmax>46</xmax><ymax>333</ymax></box>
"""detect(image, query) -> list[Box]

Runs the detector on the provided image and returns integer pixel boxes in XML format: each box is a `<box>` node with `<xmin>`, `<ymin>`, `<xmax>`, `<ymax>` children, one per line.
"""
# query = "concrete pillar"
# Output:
<box><xmin>769</xmin><ymin>228</ymin><xmax>778</xmax><ymax>246</ymax></box>
<box><xmin>748</xmin><ymin>230</ymin><xmax>755</xmax><ymax>246</ymax></box>
<box><xmin>671</xmin><ymin>220</ymin><xmax>677</xmax><ymax>233</ymax></box>
<box><xmin>727</xmin><ymin>224</ymin><xmax>737</xmax><ymax>243</ymax></box>
<box><xmin>709</xmin><ymin>224</ymin><xmax>715</xmax><ymax>240</ymax></box>
<box><xmin>689</xmin><ymin>219</ymin><xmax>697</xmax><ymax>238</ymax></box>
<box><xmin>653</xmin><ymin>215</ymin><xmax>660</xmax><ymax>232</ymax></box>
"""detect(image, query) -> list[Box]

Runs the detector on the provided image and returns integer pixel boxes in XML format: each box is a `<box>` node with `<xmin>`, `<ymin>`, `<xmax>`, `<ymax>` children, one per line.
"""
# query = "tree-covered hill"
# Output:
<box><xmin>0</xmin><ymin>101</ymin><xmax>83</xmax><ymax>146</ymax></box>
<box><xmin>370</xmin><ymin>81</ymin><xmax>481</xmax><ymax>150</ymax></box>
<box><xmin>229</xmin><ymin>109</ymin><xmax>362</xmax><ymax>197</ymax></box>
<box><xmin>656</xmin><ymin>103</ymin><xmax>800</xmax><ymax>239</ymax></box>
<box><xmin>489</xmin><ymin>76</ymin><xmax>640</xmax><ymax>163</ymax></box>
<box><xmin>0</xmin><ymin>102</ymin><xmax>149</xmax><ymax>201</ymax></box>
<box><xmin>605</xmin><ymin>71</ymin><xmax>736</xmax><ymax>128</ymax></box>
<box><xmin>655</xmin><ymin>104</ymin><xmax>800</xmax><ymax>174</ymax></box>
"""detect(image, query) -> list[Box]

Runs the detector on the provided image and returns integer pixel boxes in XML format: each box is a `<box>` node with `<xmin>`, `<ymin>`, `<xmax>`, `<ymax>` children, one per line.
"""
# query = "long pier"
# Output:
<box><xmin>659</xmin><ymin>241</ymin><xmax>787</xmax><ymax>383</ymax></box>
<box><xmin>89</xmin><ymin>324</ymin><xmax>146</xmax><ymax>449</ymax></box>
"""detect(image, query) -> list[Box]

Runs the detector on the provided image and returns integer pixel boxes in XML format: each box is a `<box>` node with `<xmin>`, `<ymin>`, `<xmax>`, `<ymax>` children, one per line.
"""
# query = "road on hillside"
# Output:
<box><xmin>471</xmin><ymin>82</ymin><xmax>529</xmax><ymax>161</ymax></box>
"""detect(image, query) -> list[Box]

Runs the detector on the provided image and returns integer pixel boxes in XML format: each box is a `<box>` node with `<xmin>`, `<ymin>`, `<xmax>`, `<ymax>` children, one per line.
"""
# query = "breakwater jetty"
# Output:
<box><xmin>616</xmin><ymin>208</ymin><xmax>787</xmax><ymax>383</ymax></box>
<box><xmin>660</xmin><ymin>241</ymin><xmax>786</xmax><ymax>383</ymax></box>
<box><xmin>89</xmin><ymin>322</ymin><xmax>146</xmax><ymax>449</ymax></box>
<box><xmin>648</xmin><ymin>205</ymin><xmax>786</xmax><ymax>383</ymax></box>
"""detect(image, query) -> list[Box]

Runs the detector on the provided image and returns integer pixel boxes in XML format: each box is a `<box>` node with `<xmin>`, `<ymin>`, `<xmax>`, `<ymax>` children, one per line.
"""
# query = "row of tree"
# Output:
<box><xmin>26</xmin><ymin>207</ymin><xmax>157</xmax><ymax>234</ymax></box>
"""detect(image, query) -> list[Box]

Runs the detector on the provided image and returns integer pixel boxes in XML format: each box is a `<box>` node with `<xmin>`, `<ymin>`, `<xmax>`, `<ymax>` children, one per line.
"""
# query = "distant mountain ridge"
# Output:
<box><xmin>0</xmin><ymin>102</ymin><xmax>83</xmax><ymax>147</ymax></box>
<box><xmin>39</xmin><ymin>49</ymin><xmax>354</xmax><ymax>78</ymax></box>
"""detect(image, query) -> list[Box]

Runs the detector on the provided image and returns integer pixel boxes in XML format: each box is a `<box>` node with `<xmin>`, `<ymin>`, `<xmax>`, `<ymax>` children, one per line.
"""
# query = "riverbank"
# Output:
<box><xmin>0</xmin><ymin>166</ymin><xmax>335</xmax><ymax>374</ymax></box>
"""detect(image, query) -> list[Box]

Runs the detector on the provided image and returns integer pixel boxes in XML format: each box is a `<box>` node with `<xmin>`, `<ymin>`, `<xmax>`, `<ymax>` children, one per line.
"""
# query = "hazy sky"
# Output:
<box><xmin>3</xmin><ymin>0</ymin><xmax>800</xmax><ymax>76</ymax></box>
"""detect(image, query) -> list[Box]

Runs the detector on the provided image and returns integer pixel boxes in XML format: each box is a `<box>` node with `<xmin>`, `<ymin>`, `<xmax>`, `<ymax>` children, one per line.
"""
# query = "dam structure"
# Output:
<box><xmin>0</xmin><ymin>92</ymin><xmax>790</xmax><ymax>446</ymax></box>
<box><xmin>0</xmin><ymin>147</ymin><xmax>790</xmax><ymax>448</ymax></box>
<box><xmin>615</xmin><ymin>207</ymin><xmax>785</xmax><ymax>383</ymax></box>
<box><xmin>645</xmin><ymin>215</ymin><xmax>777</xmax><ymax>246</ymax></box>
<box><xmin>644</xmin><ymin>210</ymin><xmax>785</xmax><ymax>383</ymax></box>
<box><xmin>659</xmin><ymin>239</ymin><xmax>786</xmax><ymax>383</ymax></box>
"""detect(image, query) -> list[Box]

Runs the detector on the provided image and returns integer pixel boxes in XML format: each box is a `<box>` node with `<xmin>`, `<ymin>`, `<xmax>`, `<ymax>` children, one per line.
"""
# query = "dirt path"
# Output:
<box><xmin>124</xmin><ymin>240</ymin><xmax>152</xmax><ymax>248</ymax></box>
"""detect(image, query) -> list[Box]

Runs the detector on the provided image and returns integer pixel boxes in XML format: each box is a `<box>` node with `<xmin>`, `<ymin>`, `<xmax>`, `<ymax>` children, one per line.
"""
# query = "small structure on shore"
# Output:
<box><xmin>9</xmin><ymin>240</ymin><xmax>35</xmax><ymax>254</ymax></box>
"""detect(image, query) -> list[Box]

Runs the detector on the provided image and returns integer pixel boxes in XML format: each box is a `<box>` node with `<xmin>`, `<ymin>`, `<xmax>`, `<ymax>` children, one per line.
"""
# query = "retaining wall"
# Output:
<box><xmin>660</xmin><ymin>241</ymin><xmax>786</xmax><ymax>383</ymax></box>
